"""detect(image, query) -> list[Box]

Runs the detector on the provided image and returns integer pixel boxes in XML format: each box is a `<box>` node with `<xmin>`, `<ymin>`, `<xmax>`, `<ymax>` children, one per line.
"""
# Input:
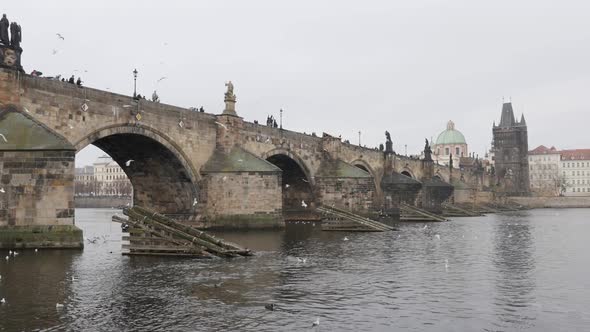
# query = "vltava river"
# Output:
<box><xmin>1</xmin><ymin>208</ymin><xmax>590</xmax><ymax>331</ymax></box>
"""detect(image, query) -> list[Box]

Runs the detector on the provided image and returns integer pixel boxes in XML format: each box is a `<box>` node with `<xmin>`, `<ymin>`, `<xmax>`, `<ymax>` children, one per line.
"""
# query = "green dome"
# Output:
<box><xmin>435</xmin><ymin>121</ymin><xmax>466</xmax><ymax>145</ymax></box>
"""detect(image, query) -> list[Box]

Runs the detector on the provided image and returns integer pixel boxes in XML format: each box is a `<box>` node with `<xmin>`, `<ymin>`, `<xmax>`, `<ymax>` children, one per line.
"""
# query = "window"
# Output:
<box><xmin>456</xmin><ymin>147</ymin><xmax>460</xmax><ymax>155</ymax></box>
<box><xmin>445</xmin><ymin>147</ymin><xmax>450</xmax><ymax>155</ymax></box>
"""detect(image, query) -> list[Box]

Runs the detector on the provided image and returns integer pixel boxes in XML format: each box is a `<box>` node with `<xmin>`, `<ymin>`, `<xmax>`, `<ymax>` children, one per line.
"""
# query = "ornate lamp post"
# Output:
<box><xmin>280</xmin><ymin>109</ymin><xmax>283</xmax><ymax>129</ymax></box>
<box><xmin>358</xmin><ymin>131</ymin><xmax>361</xmax><ymax>146</ymax></box>
<box><xmin>133</xmin><ymin>68</ymin><xmax>138</xmax><ymax>98</ymax></box>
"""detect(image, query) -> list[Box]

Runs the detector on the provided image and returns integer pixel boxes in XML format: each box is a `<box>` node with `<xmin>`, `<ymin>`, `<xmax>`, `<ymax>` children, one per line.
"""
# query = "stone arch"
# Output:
<box><xmin>262</xmin><ymin>148</ymin><xmax>315</xmax><ymax>212</ymax></box>
<box><xmin>401</xmin><ymin>169</ymin><xmax>415</xmax><ymax>178</ymax></box>
<box><xmin>261</xmin><ymin>148</ymin><xmax>314</xmax><ymax>186</ymax></box>
<box><xmin>75</xmin><ymin>124</ymin><xmax>199</xmax><ymax>218</ymax></box>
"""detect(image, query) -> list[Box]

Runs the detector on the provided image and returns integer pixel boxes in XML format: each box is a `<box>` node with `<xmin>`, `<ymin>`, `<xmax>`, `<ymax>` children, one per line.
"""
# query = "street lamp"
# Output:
<box><xmin>358</xmin><ymin>131</ymin><xmax>361</xmax><ymax>146</ymax></box>
<box><xmin>133</xmin><ymin>68</ymin><xmax>138</xmax><ymax>98</ymax></box>
<box><xmin>279</xmin><ymin>109</ymin><xmax>283</xmax><ymax>129</ymax></box>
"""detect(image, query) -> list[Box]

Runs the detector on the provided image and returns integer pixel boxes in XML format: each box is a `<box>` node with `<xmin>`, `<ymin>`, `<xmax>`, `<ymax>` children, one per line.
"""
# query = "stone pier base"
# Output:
<box><xmin>0</xmin><ymin>225</ymin><xmax>83</xmax><ymax>249</ymax></box>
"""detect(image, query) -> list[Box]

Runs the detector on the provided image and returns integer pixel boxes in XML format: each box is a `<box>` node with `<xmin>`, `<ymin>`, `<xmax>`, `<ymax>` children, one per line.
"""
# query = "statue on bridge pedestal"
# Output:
<box><xmin>385</xmin><ymin>131</ymin><xmax>393</xmax><ymax>154</ymax></box>
<box><xmin>0</xmin><ymin>14</ymin><xmax>9</xmax><ymax>46</ymax></box>
<box><xmin>0</xmin><ymin>14</ymin><xmax>24</xmax><ymax>72</ymax></box>
<box><xmin>224</xmin><ymin>81</ymin><xmax>235</xmax><ymax>100</ymax></box>
<box><xmin>9</xmin><ymin>21</ymin><xmax>21</xmax><ymax>49</ymax></box>
<box><xmin>423</xmin><ymin>138</ymin><xmax>432</xmax><ymax>161</ymax></box>
<box><xmin>222</xmin><ymin>81</ymin><xmax>238</xmax><ymax>116</ymax></box>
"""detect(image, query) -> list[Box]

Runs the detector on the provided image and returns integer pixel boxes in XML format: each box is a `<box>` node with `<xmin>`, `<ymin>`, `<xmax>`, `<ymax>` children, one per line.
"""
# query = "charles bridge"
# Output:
<box><xmin>0</xmin><ymin>17</ymin><xmax>493</xmax><ymax>247</ymax></box>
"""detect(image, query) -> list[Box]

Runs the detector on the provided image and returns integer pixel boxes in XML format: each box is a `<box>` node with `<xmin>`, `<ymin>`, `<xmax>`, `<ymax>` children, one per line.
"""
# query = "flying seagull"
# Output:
<box><xmin>157</xmin><ymin>77</ymin><xmax>167</xmax><ymax>83</ymax></box>
<box><xmin>52</xmin><ymin>49</ymin><xmax>58</xmax><ymax>55</ymax></box>
<box><xmin>0</xmin><ymin>133</ymin><xmax>7</xmax><ymax>142</ymax></box>
<box><xmin>125</xmin><ymin>160</ymin><xmax>134</xmax><ymax>167</ymax></box>
<box><xmin>56</xmin><ymin>33</ymin><xmax>65</xmax><ymax>40</ymax></box>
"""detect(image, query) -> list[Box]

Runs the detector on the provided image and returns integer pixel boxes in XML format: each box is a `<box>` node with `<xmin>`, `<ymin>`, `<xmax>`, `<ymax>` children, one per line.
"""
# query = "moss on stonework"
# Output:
<box><xmin>0</xmin><ymin>225</ymin><xmax>84</xmax><ymax>249</ymax></box>
<box><xmin>203</xmin><ymin>214</ymin><xmax>284</xmax><ymax>230</ymax></box>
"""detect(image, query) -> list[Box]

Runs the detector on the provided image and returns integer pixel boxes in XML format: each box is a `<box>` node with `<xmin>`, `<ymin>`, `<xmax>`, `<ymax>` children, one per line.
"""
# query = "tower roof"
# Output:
<box><xmin>499</xmin><ymin>102</ymin><xmax>516</xmax><ymax>127</ymax></box>
<box><xmin>497</xmin><ymin>102</ymin><xmax>526</xmax><ymax>128</ymax></box>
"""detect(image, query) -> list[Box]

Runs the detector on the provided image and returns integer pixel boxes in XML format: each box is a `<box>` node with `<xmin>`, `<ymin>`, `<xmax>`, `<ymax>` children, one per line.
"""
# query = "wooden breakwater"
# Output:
<box><xmin>113</xmin><ymin>206</ymin><xmax>252</xmax><ymax>258</ymax></box>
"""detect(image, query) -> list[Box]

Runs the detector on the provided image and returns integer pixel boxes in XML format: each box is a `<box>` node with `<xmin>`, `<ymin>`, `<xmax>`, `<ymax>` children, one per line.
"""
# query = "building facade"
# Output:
<box><xmin>492</xmin><ymin>102</ymin><xmax>530</xmax><ymax>195</ymax></box>
<box><xmin>528</xmin><ymin>145</ymin><xmax>561</xmax><ymax>196</ymax></box>
<box><xmin>75</xmin><ymin>155</ymin><xmax>132</xmax><ymax>196</ymax></box>
<box><xmin>559</xmin><ymin>149</ymin><xmax>590</xmax><ymax>196</ymax></box>
<box><xmin>432</xmin><ymin>120</ymin><xmax>468</xmax><ymax>168</ymax></box>
<box><xmin>74</xmin><ymin>165</ymin><xmax>96</xmax><ymax>196</ymax></box>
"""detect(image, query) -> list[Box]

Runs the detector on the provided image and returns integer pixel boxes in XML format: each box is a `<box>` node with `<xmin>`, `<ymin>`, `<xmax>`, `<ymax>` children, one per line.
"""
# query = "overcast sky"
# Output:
<box><xmin>5</xmin><ymin>1</ymin><xmax>590</xmax><ymax>167</ymax></box>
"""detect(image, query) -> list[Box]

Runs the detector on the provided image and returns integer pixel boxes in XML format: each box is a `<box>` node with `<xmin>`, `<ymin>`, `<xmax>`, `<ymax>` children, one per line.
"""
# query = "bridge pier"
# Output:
<box><xmin>0</xmin><ymin>105</ymin><xmax>83</xmax><ymax>248</ymax></box>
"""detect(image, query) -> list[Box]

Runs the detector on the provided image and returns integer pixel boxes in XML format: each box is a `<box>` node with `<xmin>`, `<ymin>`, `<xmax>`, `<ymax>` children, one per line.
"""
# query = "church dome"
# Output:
<box><xmin>435</xmin><ymin>120</ymin><xmax>466</xmax><ymax>145</ymax></box>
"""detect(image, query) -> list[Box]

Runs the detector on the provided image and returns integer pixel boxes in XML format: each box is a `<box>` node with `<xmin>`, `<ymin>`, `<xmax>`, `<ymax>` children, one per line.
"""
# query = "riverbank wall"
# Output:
<box><xmin>75</xmin><ymin>196</ymin><xmax>132</xmax><ymax>208</ymax></box>
<box><xmin>511</xmin><ymin>196</ymin><xmax>590</xmax><ymax>208</ymax></box>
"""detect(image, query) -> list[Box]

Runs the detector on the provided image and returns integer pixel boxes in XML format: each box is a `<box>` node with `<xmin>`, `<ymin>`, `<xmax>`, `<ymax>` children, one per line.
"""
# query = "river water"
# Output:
<box><xmin>1</xmin><ymin>208</ymin><xmax>590</xmax><ymax>331</ymax></box>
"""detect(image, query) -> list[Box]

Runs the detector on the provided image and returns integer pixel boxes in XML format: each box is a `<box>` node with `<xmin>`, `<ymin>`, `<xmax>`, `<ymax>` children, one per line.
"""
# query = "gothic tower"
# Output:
<box><xmin>492</xmin><ymin>102</ymin><xmax>530</xmax><ymax>195</ymax></box>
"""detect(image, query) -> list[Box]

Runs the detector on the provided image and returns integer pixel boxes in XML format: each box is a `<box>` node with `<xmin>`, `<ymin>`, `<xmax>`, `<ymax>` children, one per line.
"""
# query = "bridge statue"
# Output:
<box><xmin>0</xmin><ymin>14</ymin><xmax>9</xmax><ymax>45</ymax></box>
<box><xmin>385</xmin><ymin>131</ymin><xmax>393</xmax><ymax>153</ymax></box>
<box><xmin>222</xmin><ymin>81</ymin><xmax>238</xmax><ymax>116</ymax></box>
<box><xmin>9</xmin><ymin>22</ymin><xmax>21</xmax><ymax>49</ymax></box>
<box><xmin>225</xmin><ymin>81</ymin><xmax>235</xmax><ymax>99</ymax></box>
<box><xmin>423</xmin><ymin>138</ymin><xmax>432</xmax><ymax>161</ymax></box>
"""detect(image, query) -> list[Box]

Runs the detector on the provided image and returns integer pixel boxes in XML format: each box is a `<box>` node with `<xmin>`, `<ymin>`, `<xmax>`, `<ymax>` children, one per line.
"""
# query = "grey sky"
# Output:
<box><xmin>5</xmin><ymin>0</ymin><xmax>590</xmax><ymax>167</ymax></box>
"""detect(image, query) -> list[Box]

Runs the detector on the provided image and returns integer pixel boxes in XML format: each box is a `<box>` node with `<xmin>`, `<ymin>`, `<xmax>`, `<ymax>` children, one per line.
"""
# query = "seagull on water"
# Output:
<box><xmin>265</xmin><ymin>303</ymin><xmax>276</xmax><ymax>311</ymax></box>
<box><xmin>214</xmin><ymin>121</ymin><xmax>228</xmax><ymax>130</ymax></box>
<box><xmin>222</xmin><ymin>176</ymin><xmax>227</xmax><ymax>181</ymax></box>
<box><xmin>297</xmin><ymin>257</ymin><xmax>307</xmax><ymax>263</ymax></box>
<box><xmin>35</xmin><ymin>249</ymin><xmax>38</xmax><ymax>253</ymax></box>
<box><xmin>301</xmin><ymin>200</ymin><xmax>307</xmax><ymax>208</ymax></box>
<box><xmin>4</xmin><ymin>256</ymin><xmax>8</xmax><ymax>261</ymax></box>
<box><xmin>0</xmin><ymin>188</ymin><xmax>4</xmax><ymax>193</ymax></box>
<box><xmin>56</xmin><ymin>303</ymin><xmax>64</xmax><ymax>308</ymax></box>
<box><xmin>125</xmin><ymin>160</ymin><xmax>134</xmax><ymax>167</ymax></box>
<box><xmin>423</xmin><ymin>225</ymin><xmax>428</xmax><ymax>230</ymax></box>
<box><xmin>343</xmin><ymin>237</ymin><xmax>349</xmax><ymax>241</ymax></box>
<box><xmin>0</xmin><ymin>133</ymin><xmax>7</xmax><ymax>142</ymax></box>
<box><xmin>71</xmin><ymin>276</ymin><xmax>78</xmax><ymax>281</ymax></box>
<box><xmin>1</xmin><ymin>298</ymin><xmax>5</xmax><ymax>304</ymax></box>
<box><xmin>312</xmin><ymin>317</ymin><xmax>320</xmax><ymax>327</ymax></box>
<box><xmin>445</xmin><ymin>258</ymin><xmax>449</xmax><ymax>271</ymax></box>
<box><xmin>435</xmin><ymin>234</ymin><xmax>441</xmax><ymax>240</ymax></box>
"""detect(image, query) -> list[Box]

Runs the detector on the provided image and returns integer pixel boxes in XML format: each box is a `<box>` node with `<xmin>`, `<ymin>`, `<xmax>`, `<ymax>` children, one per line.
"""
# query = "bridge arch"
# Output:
<box><xmin>75</xmin><ymin>124</ymin><xmax>199</xmax><ymax>218</ymax></box>
<box><xmin>401</xmin><ymin>169</ymin><xmax>415</xmax><ymax>178</ymax></box>
<box><xmin>260</xmin><ymin>148</ymin><xmax>313</xmax><ymax>186</ymax></box>
<box><xmin>261</xmin><ymin>148</ymin><xmax>315</xmax><ymax>213</ymax></box>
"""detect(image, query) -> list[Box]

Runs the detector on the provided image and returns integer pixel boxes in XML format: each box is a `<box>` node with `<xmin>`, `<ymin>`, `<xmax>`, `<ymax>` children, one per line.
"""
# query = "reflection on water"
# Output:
<box><xmin>1</xmin><ymin>208</ymin><xmax>590</xmax><ymax>331</ymax></box>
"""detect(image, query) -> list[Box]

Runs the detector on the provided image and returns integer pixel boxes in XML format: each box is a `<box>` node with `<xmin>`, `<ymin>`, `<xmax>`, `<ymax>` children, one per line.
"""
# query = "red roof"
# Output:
<box><xmin>560</xmin><ymin>149</ymin><xmax>590</xmax><ymax>161</ymax></box>
<box><xmin>529</xmin><ymin>145</ymin><xmax>558</xmax><ymax>155</ymax></box>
